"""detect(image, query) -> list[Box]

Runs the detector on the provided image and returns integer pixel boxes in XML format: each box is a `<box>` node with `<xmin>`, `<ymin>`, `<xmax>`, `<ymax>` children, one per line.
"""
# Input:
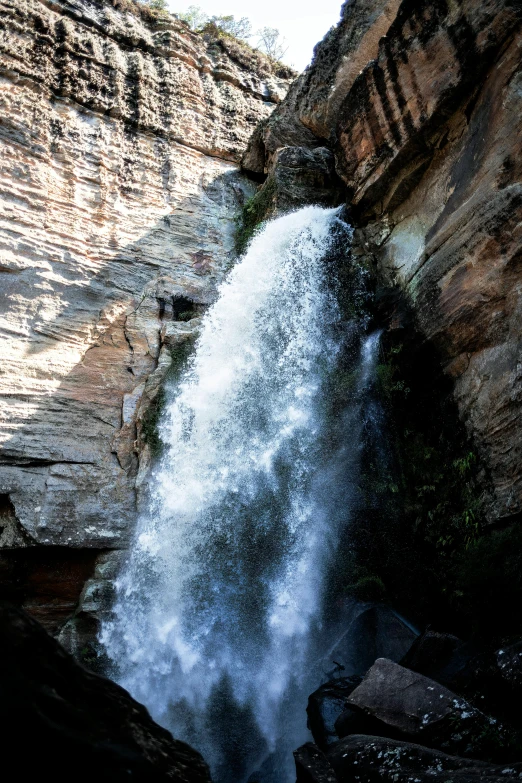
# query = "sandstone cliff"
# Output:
<box><xmin>0</xmin><ymin>0</ymin><xmax>294</xmax><ymax>637</ymax></box>
<box><xmin>244</xmin><ymin>0</ymin><xmax>522</xmax><ymax>526</ymax></box>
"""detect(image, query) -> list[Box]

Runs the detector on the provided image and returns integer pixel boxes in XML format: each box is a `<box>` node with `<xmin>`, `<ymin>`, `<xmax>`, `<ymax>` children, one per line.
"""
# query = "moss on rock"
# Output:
<box><xmin>140</xmin><ymin>336</ymin><xmax>197</xmax><ymax>457</ymax></box>
<box><xmin>234</xmin><ymin>178</ymin><xmax>277</xmax><ymax>255</ymax></box>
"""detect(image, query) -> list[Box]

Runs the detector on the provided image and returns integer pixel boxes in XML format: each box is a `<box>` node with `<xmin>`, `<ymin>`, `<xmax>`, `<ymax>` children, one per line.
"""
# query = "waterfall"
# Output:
<box><xmin>101</xmin><ymin>206</ymin><xmax>378</xmax><ymax>783</ymax></box>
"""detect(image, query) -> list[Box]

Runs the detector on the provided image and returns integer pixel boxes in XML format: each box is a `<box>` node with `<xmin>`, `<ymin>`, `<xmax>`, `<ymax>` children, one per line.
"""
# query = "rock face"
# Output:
<box><xmin>294</xmin><ymin>743</ymin><xmax>337</xmax><ymax>783</ymax></box>
<box><xmin>346</xmin><ymin>658</ymin><xmax>505</xmax><ymax>757</ymax></box>
<box><xmin>0</xmin><ymin>600</ymin><xmax>211</xmax><ymax>782</ymax></box>
<box><xmin>326</xmin><ymin>735</ymin><xmax>522</xmax><ymax>783</ymax></box>
<box><xmin>400</xmin><ymin>631</ymin><xmax>474</xmax><ymax>686</ymax></box>
<box><xmin>307</xmin><ymin>605</ymin><xmax>419</xmax><ymax>750</ymax></box>
<box><xmin>328</xmin><ymin>604</ymin><xmax>418</xmax><ymax>675</ymax></box>
<box><xmin>0</xmin><ymin>0</ymin><xmax>293</xmax><ymax>635</ymax></box>
<box><xmin>246</xmin><ymin>0</ymin><xmax>522</xmax><ymax>523</ymax></box>
<box><xmin>307</xmin><ymin>677</ymin><xmax>363</xmax><ymax>750</ymax></box>
<box><xmin>297</xmin><ymin>654</ymin><xmax>522</xmax><ymax>783</ymax></box>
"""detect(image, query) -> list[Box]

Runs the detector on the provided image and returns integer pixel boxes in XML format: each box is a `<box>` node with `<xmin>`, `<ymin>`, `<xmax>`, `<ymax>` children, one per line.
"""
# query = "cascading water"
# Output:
<box><xmin>101</xmin><ymin>206</ymin><xmax>379</xmax><ymax>783</ymax></box>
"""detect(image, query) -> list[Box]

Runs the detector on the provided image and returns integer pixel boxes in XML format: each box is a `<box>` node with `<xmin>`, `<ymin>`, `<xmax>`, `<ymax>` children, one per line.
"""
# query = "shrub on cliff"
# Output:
<box><xmin>174</xmin><ymin>6</ymin><xmax>292</xmax><ymax>71</ymax></box>
<box><xmin>107</xmin><ymin>0</ymin><xmax>169</xmax><ymax>20</ymax></box>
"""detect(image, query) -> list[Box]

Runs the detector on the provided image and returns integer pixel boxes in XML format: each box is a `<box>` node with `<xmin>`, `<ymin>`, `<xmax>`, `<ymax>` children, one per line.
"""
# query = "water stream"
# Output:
<box><xmin>101</xmin><ymin>206</ymin><xmax>379</xmax><ymax>783</ymax></box>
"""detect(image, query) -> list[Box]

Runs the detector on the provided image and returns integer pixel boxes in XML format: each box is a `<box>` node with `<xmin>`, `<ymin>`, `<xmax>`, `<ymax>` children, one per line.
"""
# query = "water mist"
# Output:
<box><xmin>101</xmin><ymin>206</ymin><xmax>379</xmax><ymax>783</ymax></box>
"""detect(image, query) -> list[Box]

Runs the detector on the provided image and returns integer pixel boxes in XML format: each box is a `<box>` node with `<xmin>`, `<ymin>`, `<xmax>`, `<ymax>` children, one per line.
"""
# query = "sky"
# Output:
<box><xmin>167</xmin><ymin>0</ymin><xmax>345</xmax><ymax>71</ymax></box>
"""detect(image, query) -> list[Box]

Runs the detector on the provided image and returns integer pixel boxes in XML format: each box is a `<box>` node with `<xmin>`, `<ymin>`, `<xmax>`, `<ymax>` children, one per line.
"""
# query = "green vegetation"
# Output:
<box><xmin>109</xmin><ymin>2</ymin><xmax>293</xmax><ymax>69</ymax></box>
<box><xmin>234</xmin><ymin>179</ymin><xmax>276</xmax><ymax>255</ymax></box>
<box><xmin>141</xmin><ymin>386</ymin><xmax>167</xmax><ymax>457</ymax></box>
<box><xmin>345</xmin><ymin>570</ymin><xmax>387</xmax><ymax>602</ymax></box>
<box><xmin>140</xmin><ymin>337</ymin><xmax>197</xmax><ymax>457</ymax></box>
<box><xmin>140</xmin><ymin>0</ymin><xmax>168</xmax><ymax>10</ymax></box>
<box><xmin>455</xmin><ymin>523</ymin><xmax>522</xmax><ymax>639</ymax></box>
<box><xmin>175</xmin><ymin>6</ymin><xmax>288</xmax><ymax>61</ymax></box>
<box><xmin>319</xmin><ymin>268</ymin><xmax>520</xmax><ymax>640</ymax></box>
<box><xmin>111</xmin><ymin>0</ymin><xmax>169</xmax><ymax>19</ymax></box>
<box><xmin>341</xmin><ymin>307</ymin><xmax>522</xmax><ymax>639</ymax></box>
<box><xmin>178</xmin><ymin>7</ymin><xmax>252</xmax><ymax>39</ymax></box>
<box><xmin>346</xmin><ymin>317</ymin><xmax>492</xmax><ymax>635</ymax></box>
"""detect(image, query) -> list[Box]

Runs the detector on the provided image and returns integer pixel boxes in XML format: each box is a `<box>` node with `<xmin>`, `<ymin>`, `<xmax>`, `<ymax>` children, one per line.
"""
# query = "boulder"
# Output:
<box><xmin>0</xmin><ymin>601</ymin><xmax>211</xmax><ymax>782</ymax></box>
<box><xmin>327</xmin><ymin>604</ymin><xmax>418</xmax><ymax>675</ymax></box>
<box><xmin>294</xmin><ymin>743</ymin><xmax>338</xmax><ymax>783</ymax></box>
<box><xmin>496</xmin><ymin>642</ymin><xmax>522</xmax><ymax>692</ymax></box>
<box><xmin>307</xmin><ymin>676</ymin><xmax>363</xmax><ymax>749</ymax></box>
<box><xmin>347</xmin><ymin>658</ymin><xmax>507</xmax><ymax>759</ymax></box>
<box><xmin>401</xmin><ymin>632</ymin><xmax>522</xmax><ymax>724</ymax></box>
<box><xmin>268</xmin><ymin>146</ymin><xmax>344</xmax><ymax>212</ymax></box>
<box><xmin>327</xmin><ymin>735</ymin><xmax>522</xmax><ymax>783</ymax></box>
<box><xmin>334</xmin><ymin>706</ymin><xmax>389</xmax><ymax>743</ymax></box>
<box><xmin>400</xmin><ymin>630</ymin><xmax>477</xmax><ymax>690</ymax></box>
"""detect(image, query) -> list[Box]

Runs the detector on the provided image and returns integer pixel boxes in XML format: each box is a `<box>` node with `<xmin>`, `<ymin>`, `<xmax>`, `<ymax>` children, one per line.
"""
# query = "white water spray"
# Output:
<box><xmin>102</xmin><ymin>206</ymin><xmax>375</xmax><ymax>782</ymax></box>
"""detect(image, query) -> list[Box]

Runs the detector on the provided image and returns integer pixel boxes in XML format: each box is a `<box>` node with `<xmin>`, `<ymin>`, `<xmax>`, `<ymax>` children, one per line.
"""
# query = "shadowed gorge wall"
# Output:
<box><xmin>243</xmin><ymin>0</ymin><xmax>522</xmax><ymax>527</ymax></box>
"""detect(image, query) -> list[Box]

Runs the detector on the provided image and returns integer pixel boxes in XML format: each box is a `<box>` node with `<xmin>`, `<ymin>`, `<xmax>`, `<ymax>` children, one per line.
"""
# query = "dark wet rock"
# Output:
<box><xmin>0</xmin><ymin>601</ymin><xmax>211</xmax><ymax>782</ymax></box>
<box><xmin>307</xmin><ymin>676</ymin><xmax>363</xmax><ymax>749</ymax></box>
<box><xmin>328</xmin><ymin>604</ymin><xmax>418</xmax><ymax>675</ymax></box>
<box><xmin>347</xmin><ymin>658</ymin><xmax>507</xmax><ymax>759</ymax></box>
<box><xmin>327</xmin><ymin>735</ymin><xmax>522</xmax><ymax>783</ymax></box>
<box><xmin>269</xmin><ymin>146</ymin><xmax>344</xmax><ymax>212</ymax></box>
<box><xmin>400</xmin><ymin>630</ymin><xmax>479</xmax><ymax>691</ymax></box>
<box><xmin>334</xmin><ymin>705</ymin><xmax>390</xmax><ymax>742</ymax></box>
<box><xmin>240</xmin><ymin>145</ymin><xmax>343</xmax><ymax>232</ymax></box>
<box><xmin>496</xmin><ymin>642</ymin><xmax>522</xmax><ymax>692</ymax></box>
<box><xmin>397</xmin><ymin>631</ymin><xmax>522</xmax><ymax>727</ymax></box>
<box><xmin>347</xmin><ymin>658</ymin><xmax>461</xmax><ymax>735</ymax></box>
<box><xmin>294</xmin><ymin>742</ymin><xmax>338</xmax><ymax>783</ymax></box>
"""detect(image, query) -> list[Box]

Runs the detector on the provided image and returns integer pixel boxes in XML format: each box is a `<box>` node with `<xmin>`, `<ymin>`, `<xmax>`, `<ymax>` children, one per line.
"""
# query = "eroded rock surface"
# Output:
<box><xmin>246</xmin><ymin>0</ymin><xmax>522</xmax><ymax>522</ymax></box>
<box><xmin>0</xmin><ymin>0</ymin><xmax>294</xmax><ymax>634</ymax></box>
<box><xmin>347</xmin><ymin>658</ymin><xmax>508</xmax><ymax>759</ymax></box>
<box><xmin>327</xmin><ymin>735</ymin><xmax>522</xmax><ymax>783</ymax></box>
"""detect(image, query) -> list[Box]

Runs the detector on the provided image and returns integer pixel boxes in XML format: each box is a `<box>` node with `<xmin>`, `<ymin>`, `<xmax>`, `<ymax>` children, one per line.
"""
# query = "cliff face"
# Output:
<box><xmin>0</xmin><ymin>0</ymin><xmax>293</xmax><ymax>636</ymax></box>
<box><xmin>246</xmin><ymin>0</ymin><xmax>522</xmax><ymax>524</ymax></box>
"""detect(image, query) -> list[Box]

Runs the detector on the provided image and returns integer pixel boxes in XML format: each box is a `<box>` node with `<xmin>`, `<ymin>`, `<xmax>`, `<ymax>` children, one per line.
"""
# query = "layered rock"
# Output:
<box><xmin>245</xmin><ymin>0</ymin><xmax>522</xmax><ymax>523</ymax></box>
<box><xmin>0</xmin><ymin>0</ymin><xmax>294</xmax><ymax>634</ymax></box>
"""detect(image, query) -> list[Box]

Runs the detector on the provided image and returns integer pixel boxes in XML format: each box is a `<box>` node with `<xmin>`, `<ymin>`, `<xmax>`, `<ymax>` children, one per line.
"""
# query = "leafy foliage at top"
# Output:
<box><xmin>139</xmin><ymin>0</ymin><xmax>168</xmax><ymax>9</ymax></box>
<box><xmin>256</xmin><ymin>27</ymin><xmax>288</xmax><ymax>61</ymax></box>
<box><xmin>175</xmin><ymin>5</ymin><xmax>289</xmax><ymax>63</ymax></box>
<box><xmin>179</xmin><ymin>6</ymin><xmax>252</xmax><ymax>38</ymax></box>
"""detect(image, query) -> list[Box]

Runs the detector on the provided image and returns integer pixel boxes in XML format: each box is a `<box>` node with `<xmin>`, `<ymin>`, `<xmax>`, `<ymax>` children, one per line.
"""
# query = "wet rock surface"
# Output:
<box><xmin>400</xmin><ymin>631</ymin><xmax>477</xmax><ymax>690</ymax></box>
<box><xmin>496</xmin><ymin>643</ymin><xmax>522</xmax><ymax>693</ymax></box>
<box><xmin>308</xmin><ymin>605</ymin><xmax>420</xmax><ymax>750</ymax></box>
<box><xmin>294</xmin><ymin>743</ymin><xmax>337</xmax><ymax>783</ymax></box>
<box><xmin>326</xmin><ymin>735</ymin><xmax>522</xmax><ymax>783</ymax></box>
<box><xmin>346</xmin><ymin>658</ymin><xmax>506</xmax><ymax>758</ymax></box>
<box><xmin>307</xmin><ymin>677</ymin><xmax>363</xmax><ymax>750</ymax></box>
<box><xmin>0</xmin><ymin>600</ymin><xmax>211</xmax><ymax>782</ymax></box>
<box><xmin>330</xmin><ymin>604</ymin><xmax>418</xmax><ymax>674</ymax></box>
<box><xmin>296</xmin><ymin>641</ymin><xmax>522</xmax><ymax>783</ymax></box>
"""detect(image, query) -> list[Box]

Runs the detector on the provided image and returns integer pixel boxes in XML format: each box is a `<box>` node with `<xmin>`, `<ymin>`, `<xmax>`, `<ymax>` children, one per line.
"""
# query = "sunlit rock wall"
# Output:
<box><xmin>0</xmin><ymin>0</ymin><xmax>294</xmax><ymax>633</ymax></box>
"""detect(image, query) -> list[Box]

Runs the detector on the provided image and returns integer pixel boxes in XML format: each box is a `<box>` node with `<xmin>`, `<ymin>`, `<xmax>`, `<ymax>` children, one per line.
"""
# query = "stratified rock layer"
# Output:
<box><xmin>0</xmin><ymin>0</ymin><xmax>293</xmax><ymax>631</ymax></box>
<box><xmin>247</xmin><ymin>0</ymin><xmax>522</xmax><ymax>522</ymax></box>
